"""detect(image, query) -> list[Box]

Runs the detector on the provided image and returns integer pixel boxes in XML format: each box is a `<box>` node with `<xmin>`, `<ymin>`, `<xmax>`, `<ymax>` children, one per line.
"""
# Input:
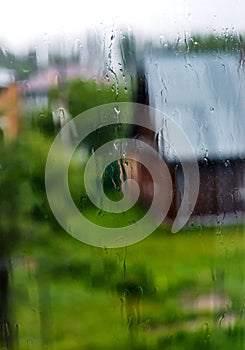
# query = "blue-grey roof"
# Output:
<box><xmin>144</xmin><ymin>53</ymin><xmax>245</xmax><ymax>160</ymax></box>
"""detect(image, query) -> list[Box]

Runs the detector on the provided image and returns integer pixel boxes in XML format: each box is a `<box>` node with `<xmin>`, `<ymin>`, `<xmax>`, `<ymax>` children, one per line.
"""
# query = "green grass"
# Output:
<box><xmin>11</xmin><ymin>220</ymin><xmax>245</xmax><ymax>349</ymax></box>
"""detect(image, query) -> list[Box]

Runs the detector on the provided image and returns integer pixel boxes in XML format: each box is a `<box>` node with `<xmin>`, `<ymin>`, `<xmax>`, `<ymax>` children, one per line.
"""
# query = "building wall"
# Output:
<box><xmin>171</xmin><ymin>158</ymin><xmax>245</xmax><ymax>221</ymax></box>
<box><xmin>0</xmin><ymin>83</ymin><xmax>19</xmax><ymax>139</ymax></box>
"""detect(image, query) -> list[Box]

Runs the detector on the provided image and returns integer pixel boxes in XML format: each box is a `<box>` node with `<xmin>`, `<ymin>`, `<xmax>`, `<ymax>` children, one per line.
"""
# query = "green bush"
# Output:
<box><xmin>66</xmin><ymin>79</ymin><xmax>131</xmax><ymax>117</ymax></box>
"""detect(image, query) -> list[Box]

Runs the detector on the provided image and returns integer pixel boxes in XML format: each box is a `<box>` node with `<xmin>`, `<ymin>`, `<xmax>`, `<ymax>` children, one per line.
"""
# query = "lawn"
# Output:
<box><xmin>12</xmin><ymin>220</ymin><xmax>245</xmax><ymax>350</ymax></box>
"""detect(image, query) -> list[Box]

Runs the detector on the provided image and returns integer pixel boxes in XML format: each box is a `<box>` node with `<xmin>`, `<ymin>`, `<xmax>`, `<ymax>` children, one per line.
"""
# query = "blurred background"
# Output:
<box><xmin>0</xmin><ymin>1</ymin><xmax>245</xmax><ymax>349</ymax></box>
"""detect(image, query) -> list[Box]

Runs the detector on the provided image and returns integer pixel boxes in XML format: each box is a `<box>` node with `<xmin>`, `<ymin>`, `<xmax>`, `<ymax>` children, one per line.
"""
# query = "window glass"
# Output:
<box><xmin>0</xmin><ymin>1</ymin><xmax>244</xmax><ymax>349</ymax></box>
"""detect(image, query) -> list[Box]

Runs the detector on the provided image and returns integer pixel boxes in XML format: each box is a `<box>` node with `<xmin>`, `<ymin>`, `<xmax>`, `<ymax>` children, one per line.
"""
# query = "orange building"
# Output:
<box><xmin>0</xmin><ymin>82</ymin><xmax>20</xmax><ymax>139</ymax></box>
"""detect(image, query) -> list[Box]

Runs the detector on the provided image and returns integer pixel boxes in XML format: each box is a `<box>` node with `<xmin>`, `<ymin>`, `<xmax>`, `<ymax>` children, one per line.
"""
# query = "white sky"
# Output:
<box><xmin>0</xmin><ymin>0</ymin><xmax>244</xmax><ymax>53</ymax></box>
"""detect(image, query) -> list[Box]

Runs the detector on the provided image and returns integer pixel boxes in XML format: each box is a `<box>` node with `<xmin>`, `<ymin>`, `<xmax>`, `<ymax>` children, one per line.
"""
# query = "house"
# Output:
<box><xmin>128</xmin><ymin>53</ymin><xmax>245</xmax><ymax>228</ymax></box>
<box><xmin>23</xmin><ymin>63</ymin><xmax>100</xmax><ymax>110</ymax></box>
<box><xmin>0</xmin><ymin>67</ymin><xmax>19</xmax><ymax>139</ymax></box>
<box><xmin>22</xmin><ymin>67</ymin><xmax>60</xmax><ymax>108</ymax></box>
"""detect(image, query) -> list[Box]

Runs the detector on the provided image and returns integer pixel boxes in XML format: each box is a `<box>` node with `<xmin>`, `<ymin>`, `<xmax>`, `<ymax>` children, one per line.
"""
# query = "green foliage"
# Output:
<box><xmin>187</xmin><ymin>33</ymin><xmax>242</xmax><ymax>53</ymax></box>
<box><xmin>66</xmin><ymin>78</ymin><xmax>131</xmax><ymax>117</ymax></box>
<box><xmin>0</xmin><ymin>142</ymin><xmax>28</xmax><ymax>256</ymax></box>
<box><xmin>29</xmin><ymin>109</ymin><xmax>55</xmax><ymax>136</ymax></box>
<box><xmin>148</xmin><ymin>32</ymin><xmax>243</xmax><ymax>56</ymax></box>
<box><xmin>0</xmin><ymin>127</ymin><xmax>64</xmax><ymax>260</ymax></box>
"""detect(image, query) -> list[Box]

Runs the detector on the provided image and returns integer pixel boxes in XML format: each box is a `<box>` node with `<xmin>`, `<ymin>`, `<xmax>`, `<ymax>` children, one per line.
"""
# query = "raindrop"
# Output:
<box><xmin>114</xmin><ymin>105</ymin><xmax>120</xmax><ymax>116</ymax></box>
<box><xmin>197</xmin><ymin>144</ymin><xmax>209</xmax><ymax>159</ymax></box>
<box><xmin>159</xmin><ymin>35</ymin><xmax>166</xmax><ymax>46</ymax></box>
<box><xmin>97</xmin><ymin>210</ymin><xmax>105</xmax><ymax>217</ymax></box>
<box><xmin>113</xmin><ymin>140</ymin><xmax>120</xmax><ymax>150</ymax></box>
<box><xmin>203</xmin><ymin>157</ymin><xmax>209</xmax><ymax>165</ymax></box>
<box><xmin>104</xmin><ymin>73</ymin><xmax>110</xmax><ymax>83</ymax></box>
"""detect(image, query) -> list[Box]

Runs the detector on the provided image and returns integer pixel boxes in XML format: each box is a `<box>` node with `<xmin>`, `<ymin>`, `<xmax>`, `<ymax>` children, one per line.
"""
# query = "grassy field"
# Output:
<box><xmin>11</xmin><ymin>220</ymin><xmax>245</xmax><ymax>350</ymax></box>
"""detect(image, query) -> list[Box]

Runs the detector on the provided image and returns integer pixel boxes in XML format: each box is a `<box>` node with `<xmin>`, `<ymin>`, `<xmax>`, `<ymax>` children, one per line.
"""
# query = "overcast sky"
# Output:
<box><xmin>0</xmin><ymin>0</ymin><xmax>244</xmax><ymax>53</ymax></box>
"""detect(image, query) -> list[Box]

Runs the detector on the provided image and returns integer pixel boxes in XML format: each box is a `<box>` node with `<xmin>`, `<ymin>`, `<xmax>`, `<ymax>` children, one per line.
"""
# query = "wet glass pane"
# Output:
<box><xmin>0</xmin><ymin>1</ymin><xmax>244</xmax><ymax>349</ymax></box>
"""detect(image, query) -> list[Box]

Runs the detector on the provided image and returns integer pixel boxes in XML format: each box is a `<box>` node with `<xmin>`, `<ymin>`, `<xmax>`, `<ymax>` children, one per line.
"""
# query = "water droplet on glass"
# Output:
<box><xmin>197</xmin><ymin>144</ymin><xmax>208</xmax><ymax>159</ymax></box>
<box><xmin>113</xmin><ymin>140</ymin><xmax>120</xmax><ymax>150</ymax></box>
<box><xmin>203</xmin><ymin>157</ymin><xmax>209</xmax><ymax>165</ymax></box>
<box><xmin>114</xmin><ymin>105</ymin><xmax>120</xmax><ymax>116</ymax></box>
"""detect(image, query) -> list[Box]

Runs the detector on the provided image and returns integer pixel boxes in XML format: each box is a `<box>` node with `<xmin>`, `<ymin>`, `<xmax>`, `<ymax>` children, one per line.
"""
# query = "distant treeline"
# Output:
<box><xmin>145</xmin><ymin>33</ymin><xmax>244</xmax><ymax>55</ymax></box>
<box><xmin>178</xmin><ymin>33</ymin><xmax>243</xmax><ymax>53</ymax></box>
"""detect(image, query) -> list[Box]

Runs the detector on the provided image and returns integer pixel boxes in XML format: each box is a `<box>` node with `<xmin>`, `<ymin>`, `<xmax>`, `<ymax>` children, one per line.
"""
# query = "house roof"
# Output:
<box><xmin>144</xmin><ymin>53</ymin><xmax>245</xmax><ymax>159</ymax></box>
<box><xmin>25</xmin><ymin>67</ymin><xmax>60</xmax><ymax>93</ymax></box>
<box><xmin>24</xmin><ymin>63</ymin><xmax>100</xmax><ymax>95</ymax></box>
